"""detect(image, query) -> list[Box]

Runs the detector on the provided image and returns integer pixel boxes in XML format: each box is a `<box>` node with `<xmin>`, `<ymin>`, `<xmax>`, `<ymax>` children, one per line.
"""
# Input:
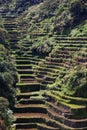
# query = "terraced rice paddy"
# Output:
<box><xmin>0</xmin><ymin>8</ymin><xmax>87</xmax><ymax>130</ymax></box>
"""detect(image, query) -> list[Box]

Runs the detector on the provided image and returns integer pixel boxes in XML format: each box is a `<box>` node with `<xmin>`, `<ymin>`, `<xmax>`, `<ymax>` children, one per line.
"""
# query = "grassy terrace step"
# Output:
<box><xmin>19</xmin><ymin>98</ymin><xmax>45</xmax><ymax>104</ymax></box>
<box><xmin>55</xmin><ymin>46</ymin><xmax>87</xmax><ymax>51</ymax></box>
<box><xmin>19</xmin><ymin>74</ymin><xmax>36</xmax><ymax>79</ymax></box>
<box><xmin>55</xmin><ymin>37</ymin><xmax>87</xmax><ymax>40</ymax></box>
<box><xmin>21</xmin><ymin>44</ymin><xmax>32</xmax><ymax>47</ymax></box>
<box><xmin>17</xmin><ymin>69</ymin><xmax>34</xmax><ymax>74</ymax></box>
<box><xmin>3</xmin><ymin>22</ymin><xmax>17</xmax><ymax>25</ymax></box>
<box><xmin>40</xmin><ymin>64</ymin><xmax>63</xmax><ymax>69</ymax></box>
<box><xmin>36</xmin><ymin>74</ymin><xmax>56</xmax><ymax>81</ymax></box>
<box><xmin>56</xmin><ymin>44</ymin><xmax>87</xmax><ymax>47</ymax></box>
<box><xmin>8</xmin><ymin>31</ymin><xmax>18</xmax><ymax>34</ymax></box>
<box><xmin>76</xmin><ymin>58</ymin><xmax>87</xmax><ymax>62</ymax></box>
<box><xmin>45</xmin><ymin>58</ymin><xmax>72</xmax><ymax>63</ymax></box>
<box><xmin>16</xmin><ymin>56</ymin><xmax>44</xmax><ymax>61</ymax></box>
<box><xmin>10</xmin><ymin>39</ymin><xmax>18</xmax><ymax>42</ymax></box>
<box><xmin>17</xmin><ymin>129</ymin><xmax>38</xmax><ymax>130</ymax></box>
<box><xmin>16</xmin><ymin>127</ymin><xmax>38</xmax><ymax>130</ymax></box>
<box><xmin>16</xmin><ymin>123</ymin><xmax>59</xmax><ymax>130</ymax></box>
<box><xmin>21</xmin><ymin>54</ymin><xmax>38</xmax><ymax>57</ymax></box>
<box><xmin>15</xmin><ymin>113</ymin><xmax>48</xmax><ymax>118</ymax></box>
<box><xmin>7</xmin><ymin>27</ymin><xmax>18</xmax><ymax>31</ymax></box>
<box><xmin>16</xmin><ymin>82</ymin><xmax>40</xmax><ymax>92</ymax></box>
<box><xmin>37</xmin><ymin>123</ymin><xmax>59</xmax><ymax>130</ymax></box>
<box><xmin>56</xmin><ymin>41</ymin><xmax>87</xmax><ymax>44</ymax></box>
<box><xmin>2</xmin><ymin>15</ymin><xmax>15</xmax><ymax>18</ymax></box>
<box><xmin>45</xmin><ymin>101</ymin><xmax>69</xmax><ymax>115</ymax></box>
<box><xmin>53</xmin><ymin>47</ymin><xmax>85</xmax><ymax>51</ymax></box>
<box><xmin>2</xmin><ymin>18</ymin><xmax>16</xmax><ymax>21</ymax></box>
<box><xmin>50</xmin><ymin>53</ymin><xmax>72</xmax><ymax>58</ymax></box>
<box><xmin>34</xmin><ymin>66</ymin><xmax>67</xmax><ymax>73</ymax></box>
<box><xmin>47</xmin><ymin>108</ymin><xmax>87</xmax><ymax>128</ymax></box>
<box><xmin>52</xmin><ymin>91</ymin><xmax>87</xmax><ymax>105</ymax></box>
<box><xmin>16</xmin><ymin>90</ymin><xmax>46</xmax><ymax>99</ymax></box>
<box><xmin>3</xmin><ymin>21</ymin><xmax>17</xmax><ymax>24</ymax></box>
<box><xmin>45</xmin><ymin>92</ymin><xmax>87</xmax><ymax>111</ymax></box>
<box><xmin>36</xmin><ymin>70</ymin><xmax>62</xmax><ymax>77</ymax></box>
<box><xmin>4</xmin><ymin>23</ymin><xmax>17</xmax><ymax>26</ymax></box>
<box><xmin>16</xmin><ymin>60</ymin><xmax>39</xmax><ymax>65</ymax></box>
<box><xmin>15</xmin><ymin>123</ymin><xmax>37</xmax><ymax>129</ymax></box>
<box><xmin>44</xmin><ymin>61</ymin><xmax>68</xmax><ymax>65</ymax></box>
<box><xmin>20</xmin><ymin>78</ymin><xmax>36</xmax><ymax>83</ymax></box>
<box><xmin>9</xmin><ymin>33</ymin><xmax>19</xmax><ymax>37</ymax></box>
<box><xmin>35</xmin><ymin>70</ymin><xmax>59</xmax><ymax>76</ymax></box>
<box><xmin>15</xmin><ymin>64</ymin><xmax>33</xmax><ymax>69</ymax></box>
<box><xmin>24</xmin><ymin>51</ymin><xmax>32</xmax><ymax>55</ymax></box>
<box><xmin>14</xmin><ymin>104</ymin><xmax>47</xmax><ymax>113</ymax></box>
<box><xmin>46</xmin><ymin>55</ymin><xmax>71</xmax><ymax>59</ymax></box>
<box><xmin>45</xmin><ymin>117</ymin><xmax>87</xmax><ymax>130</ymax></box>
<box><xmin>4</xmin><ymin>27</ymin><xmax>17</xmax><ymax>31</ymax></box>
<box><xmin>18</xmin><ymin>48</ymin><xmax>31</xmax><ymax>52</ymax></box>
<box><xmin>51</xmin><ymin>50</ymin><xmax>70</xmax><ymax>55</ymax></box>
<box><xmin>41</xmin><ymin>80</ymin><xmax>54</xmax><ymax>85</ymax></box>
<box><xmin>16</xmin><ymin>60</ymin><xmax>32</xmax><ymax>64</ymax></box>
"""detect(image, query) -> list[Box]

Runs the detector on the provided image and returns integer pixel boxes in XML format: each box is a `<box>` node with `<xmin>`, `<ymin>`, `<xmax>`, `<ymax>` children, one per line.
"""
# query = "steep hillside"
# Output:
<box><xmin>0</xmin><ymin>0</ymin><xmax>87</xmax><ymax>130</ymax></box>
<box><xmin>0</xmin><ymin>0</ymin><xmax>44</xmax><ymax>15</ymax></box>
<box><xmin>14</xmin><ymin>0</ymin><xmax>87</xmax><ymax>56</ymax></box>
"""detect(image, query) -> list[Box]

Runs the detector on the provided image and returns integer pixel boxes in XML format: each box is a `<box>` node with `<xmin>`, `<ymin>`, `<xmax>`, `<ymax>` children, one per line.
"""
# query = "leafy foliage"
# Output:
<box><xmin>0</xmin><ymin>21</ymin><xmax>18</xmax><ymax>108</ymax></box>
<box><xmin>70</xmin><ymin>20</ymin><xmax>87</xmax><ymax>37</ymax></box>
<box><xmin>0</xmin><ymin>49</ymin><xmax>18</xmax><ymax>107</ymax></box>
<box><xmin>13</xmin><ymin>0</ymin><xmax>87</xmax><ymax>57</ymax></box>
<box><xmin>60</xmin><ymin>65</ymin><xmax>87</xmax><ymax>97</ymax></box>
<box><xmin>0</xmin><ymin>97</ymin><xmax>16</xmax><ymax>129</ymax></box>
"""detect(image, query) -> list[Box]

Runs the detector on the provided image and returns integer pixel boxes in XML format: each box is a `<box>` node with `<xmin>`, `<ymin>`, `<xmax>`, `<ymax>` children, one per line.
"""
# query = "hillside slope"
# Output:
<box><xmin>0</xmin><ymin>0</ymin><xmax>87</xmax><ymax>129</ymax></box>
<box><xmin>13</xmin><ymin>0</ymin><xmax>87</xmax><ymax>56</ymax></box>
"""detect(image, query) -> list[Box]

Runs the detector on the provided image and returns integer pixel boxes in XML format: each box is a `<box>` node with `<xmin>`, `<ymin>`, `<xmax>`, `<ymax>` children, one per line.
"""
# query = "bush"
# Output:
<box><xmin>0</xmin><ymin>27</ymin><xmax>9</xmax><ymax>48</ymax></box>
<box><xmin>70</xmin><ymin>0</ymin><xmax>85</xmax><ymax>20</ymax></box>
<box><xmin>61</xmin><ymin>65</ymin><xmax>87</xmax><ymax>97</ymax></box>
<box><xmin>0</xmin><ymin>97</ymin><xmax>16</xmax><ymax>130</ymax></box>
<box><xmin>0</xmin><ymin>45</ymin><xmax>18</xmax><ymax>108</ymax></box>
<box><xmin>70</xmin><ymin>20</ymin><xmax>87</xmax><ymax>37</ymax></box>
<box><xmin>31</xmin><ymin>39</ymin><xmax>53</xmax><ymax>57</ymax></box>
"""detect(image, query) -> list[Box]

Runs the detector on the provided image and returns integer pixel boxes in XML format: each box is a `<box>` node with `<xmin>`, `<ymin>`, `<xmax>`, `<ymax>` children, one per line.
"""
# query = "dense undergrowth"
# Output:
<box><xmin>48</xmin><ymin>65</ymin><xmax>87</xmax><ymax>97</ymax></box>
<box><xmin>0</xmin><ymin>16</ymin><xmax>18</xmax><ymax>129</ymax></box>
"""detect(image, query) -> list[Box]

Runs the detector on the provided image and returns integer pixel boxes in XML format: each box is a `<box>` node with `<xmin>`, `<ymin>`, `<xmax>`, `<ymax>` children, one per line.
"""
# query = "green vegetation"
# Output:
<box><xmin>0</xmin><ymin>44</ymin><xmax>18</xmax><ymax>107</ymax></box>
<box><xmin>0</xmin><ymin>97</ymin><xmax>16</xmax><ymax>130</ymax></box>
<box><xmin>0</xmin><ymin>13</ymin><xmax>18</xmax><ymax>130</ymax></box>
<box><xmin>70</xmin><ymin>21</ymin><xmax>87</xmax><ymax>37</ymax></box>
<box><xmin>60</xmin><ymin>65</ymin><xmax>87</xmax><ymax>97</ymax></box>
<box><xmin>0</xmin><ymin>0</ymin><xmax>87</xmax><ymax>129</ymax></box>
<box><xmin>12</xmin><ymin>0</ymin><xmax>87</xmax><ymax>56</ymax></box>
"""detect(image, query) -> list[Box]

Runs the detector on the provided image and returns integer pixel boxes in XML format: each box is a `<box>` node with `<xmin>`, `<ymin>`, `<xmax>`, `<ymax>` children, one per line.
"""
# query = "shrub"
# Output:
<box><xmin>31</xmin><ymin>39</ymin><xmax>53</xmax><ymax>57</ymax></box>
<box><xmin>70</xmin><ymin>0</ymin><xmax>85</xmax><ymax>20</ymax></box>
<box><xmin>61</xmin><ymin>65</ymin><xmax>87</xmax><ymax>97</ymax></box>
<box><xmin>0</xmin><ymin>27</ymin><xmax>9</xmax><ymax>48</ymax></box>
<box><xmin>0</xmin><ymin>97</ymin><xmax>16</xmax><ymax>130</ymax></box>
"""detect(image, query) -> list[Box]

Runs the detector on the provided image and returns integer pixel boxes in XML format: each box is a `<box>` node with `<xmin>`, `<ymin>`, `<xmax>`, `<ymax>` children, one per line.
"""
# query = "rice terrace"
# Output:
<box><xmin>0</xmin><ymin>0</ymin><xmax>87</xmax><ymax>130</ymax></box>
